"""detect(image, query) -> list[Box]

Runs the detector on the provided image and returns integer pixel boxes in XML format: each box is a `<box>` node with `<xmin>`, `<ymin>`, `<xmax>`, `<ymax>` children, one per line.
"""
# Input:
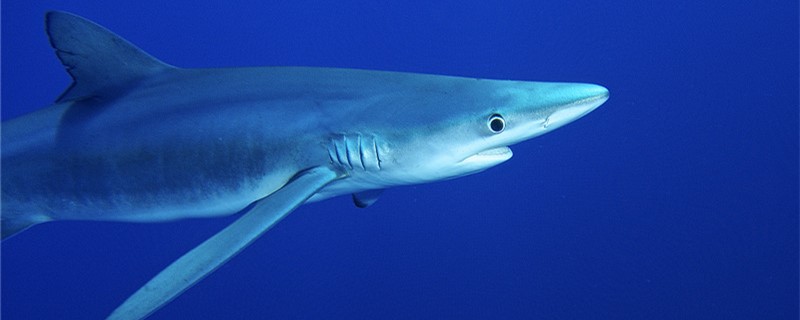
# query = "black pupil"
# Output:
<box><xmin>490</xmin><ymin>117</ymin><xmax>504</xmax><ymax>132</ymax></box>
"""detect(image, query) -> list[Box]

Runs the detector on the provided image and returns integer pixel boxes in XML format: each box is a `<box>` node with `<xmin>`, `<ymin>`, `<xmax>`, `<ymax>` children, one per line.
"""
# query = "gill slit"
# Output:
<box><xmin>334</xmin><ymin>138</ymin><xmax>347</xmax><ymax>169</ymax></box>
<box><xmin>343</xmin><ymin>136</ymin><xmax>354</xmax><ymax>170</ymax></box>
<box><xmin>374</xmin><ymin>137</ymin><xmax>382</xmax><ymax>170</ymax></box>
<box><xmin>357</xmin><ymin>135</ymin><xmax>366</xmax><ymax>171</ymax></box>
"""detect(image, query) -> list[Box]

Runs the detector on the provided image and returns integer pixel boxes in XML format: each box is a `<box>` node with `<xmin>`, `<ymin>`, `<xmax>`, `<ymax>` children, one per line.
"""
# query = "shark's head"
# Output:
<box><xmin>314</xmin><ymin>73</ymin><xmax>609</xmax><ymax>201</ymax></box>
<box><xmin>370</xmin><ymin>79</ymin><xmax>609</xmax><ymax>186</ymax></box>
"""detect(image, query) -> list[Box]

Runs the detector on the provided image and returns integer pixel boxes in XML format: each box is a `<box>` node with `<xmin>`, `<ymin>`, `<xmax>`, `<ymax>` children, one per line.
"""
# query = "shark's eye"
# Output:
<box><xmin>488</xmin><ymin>114</ymin><xmax>505</xmax><ymax>133</ymax></box>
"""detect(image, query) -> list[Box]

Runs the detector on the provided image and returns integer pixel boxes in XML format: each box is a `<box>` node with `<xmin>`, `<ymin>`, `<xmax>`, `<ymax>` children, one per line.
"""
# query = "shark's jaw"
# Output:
<box><xmin>460</xmin><ymin>146</ymin><xmax>513</xmax><ymax>168</ymax></box>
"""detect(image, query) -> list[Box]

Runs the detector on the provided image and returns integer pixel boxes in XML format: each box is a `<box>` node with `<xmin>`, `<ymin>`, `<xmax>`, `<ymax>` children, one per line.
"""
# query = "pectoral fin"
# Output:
<box><xmin>107</xmin><ymin>166</ymin><xmax>340</xmax><ymax>320</ymax></box>
<box><xmin>352</xmin><ymin>189</ymin><xmax>385</xmax><ymax>208</ymax></box>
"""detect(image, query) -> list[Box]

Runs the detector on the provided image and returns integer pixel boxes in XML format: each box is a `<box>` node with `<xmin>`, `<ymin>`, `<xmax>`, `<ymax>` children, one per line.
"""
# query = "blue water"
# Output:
<box><xmin>2</xmin><ymin>1</ymin><xmax>797</xmax><ymax>319</ymax></box>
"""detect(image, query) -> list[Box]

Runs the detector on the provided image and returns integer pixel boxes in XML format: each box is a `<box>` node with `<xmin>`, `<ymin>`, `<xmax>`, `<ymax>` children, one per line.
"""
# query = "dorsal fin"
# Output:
<box><xmin>45</xmin><ymin>11</ymin><xmax>175</xmax><ymax>103</ymax></box>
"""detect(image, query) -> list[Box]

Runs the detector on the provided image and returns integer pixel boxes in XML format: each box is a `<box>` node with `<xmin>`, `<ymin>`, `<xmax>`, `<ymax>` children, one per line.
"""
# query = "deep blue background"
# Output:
<box><xmin>2</xmin><ymin>1</ymin><xmax>798</xmax><ymax>319</ymax></box>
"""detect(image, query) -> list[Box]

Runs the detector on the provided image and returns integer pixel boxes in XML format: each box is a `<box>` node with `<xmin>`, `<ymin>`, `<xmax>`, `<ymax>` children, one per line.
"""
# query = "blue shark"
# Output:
<box><xmin>1</xmin><ymin>11</ymin><xmax>609</xmax><ymax>319</ymax></box>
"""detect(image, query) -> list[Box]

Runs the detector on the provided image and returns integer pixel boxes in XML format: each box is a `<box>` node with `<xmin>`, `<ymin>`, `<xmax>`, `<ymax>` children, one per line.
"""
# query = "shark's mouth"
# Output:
<box><xmin>461</xmin><ymin>146</ymin><xmax>513</xmax><ymax>165</ymax></box>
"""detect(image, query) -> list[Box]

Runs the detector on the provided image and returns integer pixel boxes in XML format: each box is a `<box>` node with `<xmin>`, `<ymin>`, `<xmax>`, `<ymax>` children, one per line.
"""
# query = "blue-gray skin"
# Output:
<box><xmin>1</xmin><ymin>11</ymin><xmax>609</xmax><ymax>320</ymax></box>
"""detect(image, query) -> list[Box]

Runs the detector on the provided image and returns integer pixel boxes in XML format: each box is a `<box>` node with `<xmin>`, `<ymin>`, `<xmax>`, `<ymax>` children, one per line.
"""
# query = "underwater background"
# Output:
<box><xmin>2</xmin><ymin>1</ymin><xmax>798</xmax><ymax>319</ymax></box>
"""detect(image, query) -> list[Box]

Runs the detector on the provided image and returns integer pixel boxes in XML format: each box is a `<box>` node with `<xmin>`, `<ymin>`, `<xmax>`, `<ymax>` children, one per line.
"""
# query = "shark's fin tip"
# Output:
<box><xmin>1</xmin><ymin>215</ymin><xmax>45</xmax><ymax>240</ymax></box>
<box><xmin>352</xmin><ymin>189</ymin><xmax>385</xmax><ymax>208</ymax></box>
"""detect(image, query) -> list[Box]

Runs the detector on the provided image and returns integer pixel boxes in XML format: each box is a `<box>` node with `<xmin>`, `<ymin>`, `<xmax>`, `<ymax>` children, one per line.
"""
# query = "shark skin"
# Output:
<box><xmin>0</xmin><ymin>11</ymin><xmax>609</xmax><ymax>320</ymax></box>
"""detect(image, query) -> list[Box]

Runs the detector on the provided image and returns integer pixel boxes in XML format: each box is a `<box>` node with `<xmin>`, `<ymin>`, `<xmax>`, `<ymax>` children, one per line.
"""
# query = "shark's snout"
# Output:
<box><xmin>541</xmin><ymin>83</ymin><xmax>608</xmax><ymax>129</ymax></box>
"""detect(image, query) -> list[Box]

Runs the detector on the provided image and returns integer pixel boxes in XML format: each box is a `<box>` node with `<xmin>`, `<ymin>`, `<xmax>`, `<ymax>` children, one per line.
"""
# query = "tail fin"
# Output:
<box><xmin>45</xmin><ymin>11</ymin><xmax>175</xmax><ymax>103</ymax></box>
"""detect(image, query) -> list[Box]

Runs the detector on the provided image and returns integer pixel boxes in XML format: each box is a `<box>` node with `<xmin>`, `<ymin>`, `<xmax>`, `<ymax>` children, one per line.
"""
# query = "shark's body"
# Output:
<box><xmin>4</xmin><ymin>66</ymin><xmax>513</xmax><ymax>223</ymax></box>
<box><xmin>1</xmin><ymin>12</ymin><xmax>608</xmax><ymax>320</ymax></box>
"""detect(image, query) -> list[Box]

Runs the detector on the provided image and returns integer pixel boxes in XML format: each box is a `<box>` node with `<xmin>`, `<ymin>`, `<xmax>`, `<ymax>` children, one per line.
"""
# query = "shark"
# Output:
<box><xmin>1</xmin><ymin>11</ymin><xmax>609</xmax><ymax>320</ymax></box>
